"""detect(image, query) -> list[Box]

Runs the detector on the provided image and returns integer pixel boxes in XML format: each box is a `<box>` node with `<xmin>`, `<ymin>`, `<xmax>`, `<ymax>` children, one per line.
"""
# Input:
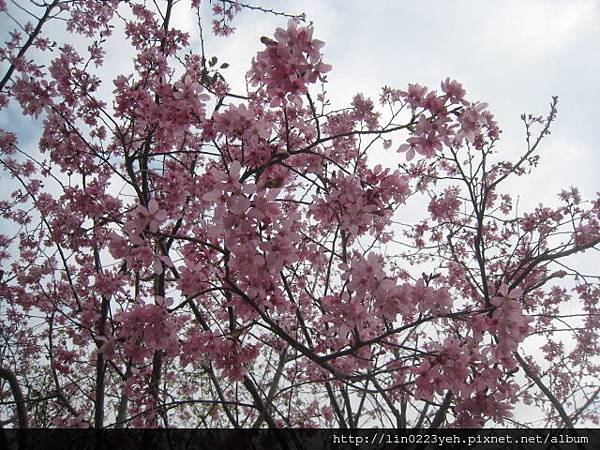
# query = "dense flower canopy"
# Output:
<box><xmin>0</xmin><ymin>0</ymin><xmax>598</xmax><ymax>430</ymax></box>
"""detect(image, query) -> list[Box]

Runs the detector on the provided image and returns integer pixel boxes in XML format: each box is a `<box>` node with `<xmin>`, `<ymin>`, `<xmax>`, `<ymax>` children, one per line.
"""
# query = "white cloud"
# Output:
<box><xmin>483</xmin><ymin>0</ymin><xmax>600</xmax><ymax>58</ymax></box>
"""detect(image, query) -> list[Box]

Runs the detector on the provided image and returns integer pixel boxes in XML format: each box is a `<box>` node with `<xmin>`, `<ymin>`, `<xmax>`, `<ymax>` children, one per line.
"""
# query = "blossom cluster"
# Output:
<box><xmin>0</xmin><ymin>1</ymin><xmax>598</xmax><ymax>430</ymax></box>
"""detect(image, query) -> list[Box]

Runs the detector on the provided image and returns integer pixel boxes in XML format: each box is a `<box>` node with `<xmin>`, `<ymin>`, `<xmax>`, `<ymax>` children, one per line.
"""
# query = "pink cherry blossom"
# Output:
<box><xmin>0</xmin><ymin>1</ymin><xmax>596</xmax><ymax>431</ymax></box>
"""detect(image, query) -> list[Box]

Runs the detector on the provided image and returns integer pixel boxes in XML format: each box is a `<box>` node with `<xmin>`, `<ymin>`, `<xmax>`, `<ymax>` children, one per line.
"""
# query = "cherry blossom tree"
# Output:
<box><xmin>0</xmin><ymin>0</ymin><xmax>598</xmax><ymax>429</ymax></box>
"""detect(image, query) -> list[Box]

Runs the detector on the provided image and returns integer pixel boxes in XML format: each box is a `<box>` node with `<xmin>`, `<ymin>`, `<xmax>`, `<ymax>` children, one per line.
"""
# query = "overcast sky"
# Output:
<box><xmin>2</xmin><ymin>0</ymin><xmax>598</xmax><ymax>205</ymax></box>
<box><xmin>176</xmin><ymin>0</ymin><xmax>600</xmax><ymax>278</ymax></box>
<box><xmin>176</xmin><ymin>0</ymin><xmax>600</xmax><ymax>207</ymax></box>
